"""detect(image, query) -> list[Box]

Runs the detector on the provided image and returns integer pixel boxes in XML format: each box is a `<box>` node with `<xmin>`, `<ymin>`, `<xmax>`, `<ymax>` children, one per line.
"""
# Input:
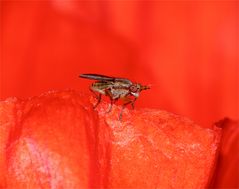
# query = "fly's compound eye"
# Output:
<box><xmin>129</xmin><ymin>84</ymin><xmax>140</xmax><ymax>93</ymax></box>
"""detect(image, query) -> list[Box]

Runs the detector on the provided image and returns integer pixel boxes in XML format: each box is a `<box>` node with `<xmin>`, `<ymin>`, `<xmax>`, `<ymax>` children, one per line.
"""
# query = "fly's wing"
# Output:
<box><xmin>80</xmin><ymin>74</ymin><xmax>132</xmax><ymax>84</ymax></box>
<box><xmin>114</xmin><ymin>78</ymin><xmax>132</xmax><ymax>85</ymax></box>
<box><xmin>80</xmin><ymin>74</ymin><xmax>115</xmax><ymax>81</ymax></box>
<box><xmin>92</xmin><ymin>80</ymin><xmax>114</xmax><ymax>90</ymax></box>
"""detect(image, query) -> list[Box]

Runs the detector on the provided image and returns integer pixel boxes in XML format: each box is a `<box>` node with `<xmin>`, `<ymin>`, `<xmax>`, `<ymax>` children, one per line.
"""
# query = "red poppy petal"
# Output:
<box><xmin>210</xmin><ymin>118</ymin><xmax>239</xmax><ymax>188</ymax></box>
<box><xmin>0</xmin><ymin>90</ymin><xmax>221</xmax><ymax>188</ymax></box>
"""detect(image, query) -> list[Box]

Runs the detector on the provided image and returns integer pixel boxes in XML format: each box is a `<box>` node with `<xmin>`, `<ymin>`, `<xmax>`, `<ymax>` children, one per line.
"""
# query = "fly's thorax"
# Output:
<box><xmin>110</xmin><ymin>88</ymin><xmax>129</xmax><ymax>99</ymax></box>
<box><xmin>108</xmin><ymin>81</ymin><xmax>132</xmax><ymax>99</ymax></box>
<box><xmin>113</xmin><ymin>81</ymin><xmax>131</xmax><ymax>88</ymax></box>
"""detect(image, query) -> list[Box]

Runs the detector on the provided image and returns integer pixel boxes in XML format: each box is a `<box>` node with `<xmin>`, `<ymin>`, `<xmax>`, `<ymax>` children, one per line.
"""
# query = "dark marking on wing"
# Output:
<box><xmin>80</xmin><ymin>74</ymin><xmax>115</xmax><ymax>81</ymax></box>
<box><xmin>80</xmin><ymin>74</ymin><xmax>132</xmax><ymax>84</ymax></box>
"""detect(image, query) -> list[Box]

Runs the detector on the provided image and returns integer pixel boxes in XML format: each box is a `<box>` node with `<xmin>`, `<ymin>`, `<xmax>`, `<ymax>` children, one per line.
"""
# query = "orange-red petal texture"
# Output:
<box><xmin>210</xmin><ymin>118</ymin><xmax>239</xmax><ymax>188</ymax></box>
<box><xmin>0</xmin><ymin>91</ymin><xmax>100</xmax><ymax>188</ymax></box>
<box><xmin>0</xmin><ymin>90</ymin><xmax>221</xmax><ymax>188</ymax></box>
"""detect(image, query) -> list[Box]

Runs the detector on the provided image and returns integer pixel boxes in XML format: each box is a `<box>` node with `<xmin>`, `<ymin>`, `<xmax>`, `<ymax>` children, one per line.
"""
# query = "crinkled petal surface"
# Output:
<box><xmin>0</xmin><ymin>91</ymin><xmax>221</xmax><ymax>189</ymax></box>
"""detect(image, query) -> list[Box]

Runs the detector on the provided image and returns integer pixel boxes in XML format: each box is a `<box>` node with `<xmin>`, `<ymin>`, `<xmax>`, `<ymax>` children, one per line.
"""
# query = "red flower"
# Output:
<box><xmin>1</xmin><ymin>1</ymin><xmax>238</xmax><ymax>188</ymax></box>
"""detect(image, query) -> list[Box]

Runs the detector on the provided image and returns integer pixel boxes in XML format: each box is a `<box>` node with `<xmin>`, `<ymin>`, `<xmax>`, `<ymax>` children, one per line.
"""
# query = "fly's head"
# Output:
<box><xmin>129</xmin><ymin>83</ymin><xmax>150</xmax><ymax>97</ymax></box>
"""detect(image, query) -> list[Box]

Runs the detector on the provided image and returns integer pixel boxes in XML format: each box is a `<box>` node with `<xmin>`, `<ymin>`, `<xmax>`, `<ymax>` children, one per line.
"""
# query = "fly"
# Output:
<box><xmin>79</xmin><ymin>73</ymin><xmax>150</xmax><ymax>120</ymax></box>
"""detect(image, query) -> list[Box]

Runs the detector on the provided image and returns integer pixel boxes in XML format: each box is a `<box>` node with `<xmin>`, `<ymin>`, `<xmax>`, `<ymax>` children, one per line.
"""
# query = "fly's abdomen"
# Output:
<box><xmin>91</xmin><ymin>81</ymin><xmax>112</xmax><ymax>95</ymax></box>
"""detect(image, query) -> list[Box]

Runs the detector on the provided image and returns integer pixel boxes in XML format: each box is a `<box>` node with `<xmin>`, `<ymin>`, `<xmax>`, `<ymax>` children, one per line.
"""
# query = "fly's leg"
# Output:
<box><xmin>119</xmin><ymin>101</ymin><xmax>130</xmax><ymax>120</ymax></box>
<box><xmin>119</xmin><ymin>96</ymin><xmax>137</xmax><ymax>120</ymax></box>
<box><xmin>106</xmin><ymin>97</ymin><xmax>120</xmax><ymax>113</ymax></box>
<box><xmin>105</xmin><ymin>89</ymin><xmax>116</xmax><ymax>113</ymax></box>
<box><xmin>90</xmin><ymin>88</ymin><xmax>102</xmax><ymax>109</ymax></box>
<box><xmin>93</xmin><ymin>94</ymin><xmax>102</xmax><ymax>109</ymax></box>
<box><xmin>130</xmin><ymin>97</ymin><xmax>137</xmax><ymax>109</ymax></box>
<box><xmin>106</xmin><ymin>98</ymin><xmax>114</xmax><ymax>113</ymax></box>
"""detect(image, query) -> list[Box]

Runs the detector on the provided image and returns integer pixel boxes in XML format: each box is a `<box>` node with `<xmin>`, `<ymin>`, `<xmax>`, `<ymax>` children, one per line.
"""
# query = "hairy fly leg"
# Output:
<box><xmin>119</xmin><ymin>96</ymin><xmax>137</xmax><ymax>120</ymax></box>
<box><xmin>90</xmin><ymin>88</ymin><xmax>102</xmax><ymax>109</ymax></box>
<box><xmin>105</xmin><ymin>88</ymin><xmax>116</xmax><ymax>113</ymax></box>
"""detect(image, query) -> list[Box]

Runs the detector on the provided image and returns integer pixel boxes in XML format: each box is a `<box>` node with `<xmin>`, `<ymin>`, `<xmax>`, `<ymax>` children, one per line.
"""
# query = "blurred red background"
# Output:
<box><xmin>0</xmin><ymin>1</ymin><xmax>238</xmax><ymax>188</ymax></box>
<box><xmin>0</xmin><ymin>1</ymin><xmax>238</xmax><ymax>127</ymax></box>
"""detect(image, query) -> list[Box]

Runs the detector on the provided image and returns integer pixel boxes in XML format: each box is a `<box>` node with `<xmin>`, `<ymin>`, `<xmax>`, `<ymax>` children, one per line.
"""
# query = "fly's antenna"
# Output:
<box><xmin>140</xmin><ymin>83</ymin><xmax>160</xmax><ymax>90</ymax></box>
<box><xmin>141</xmin><ymin>85</ymin><xmax>151</xmax><ymax>90</ymax></box>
